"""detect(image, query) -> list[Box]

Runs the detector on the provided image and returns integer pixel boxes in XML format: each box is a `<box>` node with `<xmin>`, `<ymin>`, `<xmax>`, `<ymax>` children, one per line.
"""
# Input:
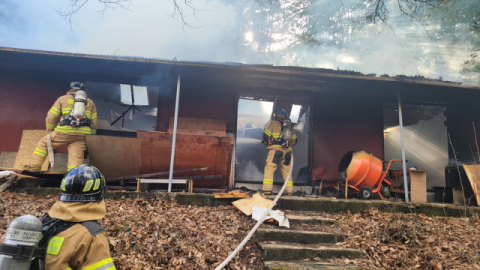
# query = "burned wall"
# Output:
<box><xmin>156</xmin><ymin>80</ymin><xmax>238</xmax><ymax>134</ymax></box>
<box><xmin>311</xmin><ymin>92</ymin><xmax>384</xmax><ymax>180</ymax></box>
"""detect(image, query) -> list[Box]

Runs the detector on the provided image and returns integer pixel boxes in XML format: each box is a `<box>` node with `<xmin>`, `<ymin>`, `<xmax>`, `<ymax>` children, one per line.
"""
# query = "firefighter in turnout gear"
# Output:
<box><xmin>26</xmin><ymin>82</ymin><xmax>98</xmax><ymax>172</ymax></box>
<box><xmin>43</xmin><ymin>165</ymin><xmax>115</xmax><ymax>270</ymax></box>
<box><xmin>261</xmin><ymin>107</ymin><xmax>297</xmax><ymax>195</ymax></box>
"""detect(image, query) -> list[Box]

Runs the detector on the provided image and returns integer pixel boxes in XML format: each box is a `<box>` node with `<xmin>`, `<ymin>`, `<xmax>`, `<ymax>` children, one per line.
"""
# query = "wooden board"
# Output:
<box><xmin>169</xmin><ymin>117</ymin><xmax>226</xmax><ymax>137</ymax></box>
<box><xmin>462</xmin><ymin>164</ymin><xmax>480</xmax><ymax>206</ymax></box>
<box><xmin>0</xmin><ymin>152</ymin><xmax>17</xmax><ymax>168</ymax></box>
<box><xmin>137</xmin><ymin>131</ymin><xmax>227</xmax><ymax>187</ymax></box>
<box><xmin>13</xmin><ymin>130</ymin><xmax>50</xmax><ymax>170</ymax></box>
<box><xmin>232</xmin><ymin>193</ymin><xmax>275</xmax><ymax>216</ymax></box>
<box><xmin>86</xmin><ymin>135</ymin><xmax>140</xmax><ymax>179</ymax></box>
<box><xmin>410</xmin><ymin>170</ymin><xmax>428</xmax><ymax>203</ymax></box>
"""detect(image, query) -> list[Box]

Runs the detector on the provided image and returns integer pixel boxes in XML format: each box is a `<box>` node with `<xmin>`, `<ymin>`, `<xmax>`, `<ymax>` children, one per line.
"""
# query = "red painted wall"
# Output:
<box><xmin>0</xmin><ymin>75</ymin><xmax>67</xmax><ymax>154</ymax></box>
<box><xmin>312</xmin><ymin>93</ymin><xmax>384</xmax><ymax>179</ymax></box>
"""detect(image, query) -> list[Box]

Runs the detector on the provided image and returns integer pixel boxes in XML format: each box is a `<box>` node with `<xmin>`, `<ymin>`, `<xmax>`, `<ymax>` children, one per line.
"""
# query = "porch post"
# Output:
<box><xmin>397</xmin><ymin>90</ymin><xmax>410</xmax><ymax>203</ymax></box>
<box><xmin>168</xmin><ymin>74</ymin><xmax>181</xmax><ymax>193</ymax></box>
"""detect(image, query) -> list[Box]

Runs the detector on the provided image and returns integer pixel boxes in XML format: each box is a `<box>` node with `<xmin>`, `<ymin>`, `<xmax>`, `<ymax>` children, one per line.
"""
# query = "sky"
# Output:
<box><xmin>0</xmin><ymin>0</ymin><xmax>478</xmax><ymax>85</ymax></box>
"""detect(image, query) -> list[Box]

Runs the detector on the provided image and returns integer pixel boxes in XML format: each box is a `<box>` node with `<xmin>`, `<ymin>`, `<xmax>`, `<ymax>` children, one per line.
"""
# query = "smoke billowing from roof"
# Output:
<box><xmin>0</xmin><ymin>0</ymin><xmax>478</xmax><ymax>85</ymax></box>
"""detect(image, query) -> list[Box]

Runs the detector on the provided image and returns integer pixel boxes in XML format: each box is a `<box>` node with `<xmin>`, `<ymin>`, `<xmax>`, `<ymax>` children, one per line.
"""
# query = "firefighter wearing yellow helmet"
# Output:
<box><xmin>261</xmin><ymin>107</ymin><xmax>297</xmax><ymax>195</ymax></box>
<box><xmin>26</xmin><ymin>82</ymin><xmax>98</xmax><ymax>172</ymax></box>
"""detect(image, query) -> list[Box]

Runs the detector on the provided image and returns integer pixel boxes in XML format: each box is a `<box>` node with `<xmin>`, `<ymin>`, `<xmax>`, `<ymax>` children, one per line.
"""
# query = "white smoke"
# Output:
<box><xmin>237</xmin><ymin>160</ymin><xmax>264</xmax><ymax>181</ymax></box>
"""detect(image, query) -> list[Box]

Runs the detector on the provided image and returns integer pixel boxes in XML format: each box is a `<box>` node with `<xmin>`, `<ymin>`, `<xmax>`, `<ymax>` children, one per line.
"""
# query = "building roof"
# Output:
<box><xmin>0</xmin><ymin>46</ymin><xmax>478</xmax><ymax>91</ymax></box>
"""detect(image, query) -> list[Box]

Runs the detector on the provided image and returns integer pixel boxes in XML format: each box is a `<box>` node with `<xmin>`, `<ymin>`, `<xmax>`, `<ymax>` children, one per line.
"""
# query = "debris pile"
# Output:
<box><xmin>0</xmin><ymin>192</ymin><xmax>264</xmax><ymax>270</ymax></box>
<box><xmin>332</xmin><ymin>209</ymin><xmax>480</xmax><ymax>270</ymax></box>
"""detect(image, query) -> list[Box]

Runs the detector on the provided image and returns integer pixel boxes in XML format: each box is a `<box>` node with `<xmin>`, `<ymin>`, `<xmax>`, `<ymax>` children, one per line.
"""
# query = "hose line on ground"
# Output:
<box><xmin>214</xmin><ymin>154</ymin><xmax>294</xmax><ymax>270</ymax></box>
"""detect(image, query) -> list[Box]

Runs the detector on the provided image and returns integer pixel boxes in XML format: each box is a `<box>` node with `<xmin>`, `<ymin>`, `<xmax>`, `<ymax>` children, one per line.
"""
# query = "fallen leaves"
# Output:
<box><xmin>0</xmin><ymin>192</ymin><xmax>264</xmax><ymax>270</ymax></box>
<box><xmin>329</xmin><ymin>208</ymin><xmax>480</xmax><ymax>270</ymax></box>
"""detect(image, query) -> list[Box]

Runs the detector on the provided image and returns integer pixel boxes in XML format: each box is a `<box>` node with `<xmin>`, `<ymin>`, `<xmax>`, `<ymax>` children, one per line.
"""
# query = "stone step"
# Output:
<box><xmin>264</xmin><ymin>261</ymin><xmax>371</xmax><ymax>270</ymax></box>
<box><xmin>257</xmin><ymin>228</ymin><xmax>345</xmax><ymax>244</ymax></box>
<box><xmin>260</xmin><ymin>243</ymin><xmax>363</xmax><ymax>261</ymax></box>
<box><xmin>287</xmin><ymin>214</ymin><xmax>336</xmax><ymax>226</ymax></box>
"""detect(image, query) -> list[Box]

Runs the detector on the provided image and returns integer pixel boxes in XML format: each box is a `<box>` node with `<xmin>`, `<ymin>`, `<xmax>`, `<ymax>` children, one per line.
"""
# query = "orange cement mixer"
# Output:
<box><xmin>338</xmin><ymin>150</ymin><xmax>401</xmax><ymax>199</ymax></box>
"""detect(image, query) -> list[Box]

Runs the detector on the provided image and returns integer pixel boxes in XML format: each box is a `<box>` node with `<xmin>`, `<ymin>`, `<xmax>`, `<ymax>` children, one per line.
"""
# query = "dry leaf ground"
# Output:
<box><xmin>0</xmin><ymin>192</ymin><xmax>263</xmax><ymax>270</ymax></box>
<box><xmin>1</xmin><ymin>192</ymin><xmax>480</xmax><ymax>270</ymax></box>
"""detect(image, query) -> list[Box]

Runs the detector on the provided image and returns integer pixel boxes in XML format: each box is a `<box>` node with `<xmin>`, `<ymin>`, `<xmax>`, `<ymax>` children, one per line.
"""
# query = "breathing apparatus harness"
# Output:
<box><xmin>59</xmin><ymin>90</ymin><xmax>90</xmax><ymax>128</ymax></box>
<box><xmin>264</xmin><ymin>117</ymin><xmax>294</xmax><ymax>148</ymax></box>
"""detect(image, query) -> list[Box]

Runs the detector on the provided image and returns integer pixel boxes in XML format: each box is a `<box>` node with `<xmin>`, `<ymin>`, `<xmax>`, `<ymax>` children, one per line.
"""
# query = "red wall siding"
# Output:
<box><xmin>0</xmin><ymin>76</ymin><xmax>67</xmax><ymax>153</ymax></box>
<box><xmin>312</xmin><ymin>93</ymin><xmax>384</xmax><ymax>179</ymax></box>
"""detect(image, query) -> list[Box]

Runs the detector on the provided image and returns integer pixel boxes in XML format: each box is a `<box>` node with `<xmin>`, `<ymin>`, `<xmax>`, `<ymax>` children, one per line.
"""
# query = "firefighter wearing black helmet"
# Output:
<box><xmin>26</xmin><ymin>81</ymin><xmax>98</xmax><ymax>172</ymax></box>
<box><xmin>37</xmin><ymin>165</ymin><xmax>116</xmax><ymax>270</ymax></box>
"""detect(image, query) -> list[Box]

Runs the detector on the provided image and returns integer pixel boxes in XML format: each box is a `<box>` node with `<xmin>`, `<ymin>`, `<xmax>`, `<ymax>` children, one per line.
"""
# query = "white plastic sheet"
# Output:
<box><xmin>251</xmin><ymin>207</ymin><xmax>290</xmax><ymax>228</ymax></box>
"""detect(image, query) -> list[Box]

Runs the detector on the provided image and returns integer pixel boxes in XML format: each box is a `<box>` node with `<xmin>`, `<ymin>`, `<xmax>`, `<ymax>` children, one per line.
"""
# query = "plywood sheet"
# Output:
<box><xmin>462</xmin><ymin>164</ymin><xmax>480</xmax><ymax>206</ymax></box>
<box><xmin>232</xmin><ymin>193</ymin><xmax>275</xmax><ymax>216</ymax></box>
<box><xmin>86</xmin><ymin>135</ymin><xmax>140</xmax><ymax>179</ymax></box>
<box><xmin>0</xmin><ymin>152</ymin><xmax>17</xmax><ymax>168</ymax></box>
<box><xmin>410</xmin><ymin>170</ymin><xmax>427</xmax><ymax>203</ymax></box>
<box><xmin>13</xmin><ymin>130</ymin><xmax>50</xmax><ymax>170</ymax></box>
<box><xmin>137</xmin><ymin>131</ymin><xmax>226</xmax><ymax>187</ymax></box>
<box><xmin>169</xmin><ymin>117</ymin><xmax>226</xmax><ymax>137</ymax></box>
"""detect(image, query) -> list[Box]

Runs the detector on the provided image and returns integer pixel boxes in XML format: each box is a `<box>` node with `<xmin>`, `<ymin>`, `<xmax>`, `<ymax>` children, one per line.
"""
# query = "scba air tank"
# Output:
<box><xmin>0</xmin><ymin>215</ymin><xmax>43</xmax><ymax>270</ymax></box>
<box><xmin>71</xmin><ymin>90</ymin><xmax>88</xmax><ymax>125</ymax></box>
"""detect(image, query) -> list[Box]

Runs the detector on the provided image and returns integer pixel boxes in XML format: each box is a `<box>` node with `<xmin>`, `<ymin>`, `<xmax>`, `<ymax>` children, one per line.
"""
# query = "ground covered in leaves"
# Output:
<box><xmin>329</xmin><ymin>209</ymin><xmax>480</xmax><ymax>270</ymax></box>
<box><xmin>0</xmin><ymin>192</ymin><xmax>263</xmax><ymax>270</ymax></box>
<box><xmin>1</xmin><ymin>192</ymin><xmax>480</xmax><ymax>269</ymax></box>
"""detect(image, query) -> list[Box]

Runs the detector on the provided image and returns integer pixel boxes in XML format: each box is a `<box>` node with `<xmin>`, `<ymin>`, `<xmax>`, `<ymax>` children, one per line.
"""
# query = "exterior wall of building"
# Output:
<box><xmin>0</xmin><ymin>75</ymin><xmax>67</xmax><ymax>154</ymax></box>
<box><xmin>156</xmin><ymin>84</ymin><xmax>238</xmax><ymax>133</ymax></box>
<box><xmin>311</xmin><ymin>92</ymin><xmax>384</xmax><ymax>180</ymax></box>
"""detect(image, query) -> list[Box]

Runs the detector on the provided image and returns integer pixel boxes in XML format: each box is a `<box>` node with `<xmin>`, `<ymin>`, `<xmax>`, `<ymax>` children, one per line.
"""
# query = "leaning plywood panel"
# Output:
<box><xmin>168</xmin><ymin>117</ymin><xmax>226</xmax><ymax>137</ymax></box>
<box><xmin>232</xmin><ymin>193</ymin><xmax>275</xmax><ymax>216</ymax></box>
<box><xmin>86</xmin><ymin>135</ymin><xmax>140</xmax><ymax>179</ymax></box>
<box><xmin>462</xmin><ymin>164</ymin><xmax>480</xmax><ymax>206</ymax></box>
<box><xmin>13</xmin><ymin>130</ymin><xmax>50</xmax><ymax>170</ymax></box>
<box><xmin>137</xmin><ymin>131</ymin><xmax>223</xmax><ymax>186</ymax></box>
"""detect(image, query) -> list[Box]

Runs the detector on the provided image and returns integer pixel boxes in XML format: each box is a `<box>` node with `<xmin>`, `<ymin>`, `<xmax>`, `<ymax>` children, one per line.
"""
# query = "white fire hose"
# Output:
<box><xmin>214</xmin><ymin>154</ymin><xmax>294</xmax><ymax>270</ymax></box>
<box><xmin>47</xmin><ymin>132</ymin><xmax>54</xmax><ymax>170</ymax></box>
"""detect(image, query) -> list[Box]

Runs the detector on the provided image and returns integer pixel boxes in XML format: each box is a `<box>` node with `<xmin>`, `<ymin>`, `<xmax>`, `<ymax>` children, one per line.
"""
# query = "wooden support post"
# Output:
<box><xmin>318</xmin><ymin>181</ymin><xmax>323</xmax><ymax>197</ymax></box>
<box><xmin>188</xmin><ymin>179</ymin><xmax>193</xmax><ymax>194</ymax></box>
<box><xmin>136</xmin><ymin>178</ymin><xmax>140</xmax><ymax>192</ymax></box>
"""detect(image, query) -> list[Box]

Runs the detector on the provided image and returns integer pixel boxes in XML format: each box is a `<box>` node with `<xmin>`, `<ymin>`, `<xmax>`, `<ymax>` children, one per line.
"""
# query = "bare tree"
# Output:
<box><xmin>56</xmin><ymin>0</ymin><xmax>201</xmax><ymax>30</ymax></box>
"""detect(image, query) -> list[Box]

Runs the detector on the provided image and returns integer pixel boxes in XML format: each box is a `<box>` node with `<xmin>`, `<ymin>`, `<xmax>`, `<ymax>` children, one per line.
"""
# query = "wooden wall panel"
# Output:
<box><xmin>13</xmin><ymin>130</ymin><xmax>50</xmax><ymax>170</ymax></box>
<box><xmin>168</xmin><ymin>117</ymin><xmax>226</xmax><ymax>137</ymax></box>
<box><xmin>86</xmin><ymin>135</ymin><xmax>140</xmax><ymax>178</ymax></box>
<box><xmin>137</xmin><ymin>131</ymin><xmax>228</xmax><ymax>187</ymax></box>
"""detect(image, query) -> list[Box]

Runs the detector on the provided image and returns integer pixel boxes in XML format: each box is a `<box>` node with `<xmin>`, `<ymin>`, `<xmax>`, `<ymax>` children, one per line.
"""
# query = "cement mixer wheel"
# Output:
<box><xmin>358</xmin><ymin>187</ymin><xmax>373</xmax><ymax>200</ymax></box>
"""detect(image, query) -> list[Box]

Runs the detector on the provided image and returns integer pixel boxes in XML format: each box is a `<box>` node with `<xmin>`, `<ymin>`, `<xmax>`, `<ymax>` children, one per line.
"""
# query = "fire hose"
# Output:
<box><xmin>47</xmin><ymin>132</ymin><xmax>54</xmax><ymax>170</ymax></box>
<box><xmin>214</xmin><ymin>153</ymin><xmax>294</xmax><ymax>270</ymax></box>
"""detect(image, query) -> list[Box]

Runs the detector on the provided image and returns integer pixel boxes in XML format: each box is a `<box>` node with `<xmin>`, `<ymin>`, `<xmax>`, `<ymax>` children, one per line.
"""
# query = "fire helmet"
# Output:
<box><xmin>70</xmin><ymin>81</ymin><xmax>87</xmax><ymax>90</ymax></box>
<box><xmin>60</xmin><ymin>165</ymin><xmax>106</xmax><ymax>202</ymax></box>
<box><xmin>275</xmin><ymin>107</ymin><xmax>287</xmax><ymax>116</ymax></box>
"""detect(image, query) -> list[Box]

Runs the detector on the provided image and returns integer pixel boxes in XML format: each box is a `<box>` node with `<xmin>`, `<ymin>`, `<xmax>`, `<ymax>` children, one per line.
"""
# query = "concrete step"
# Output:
<box><xmin>257</xmin><ymin>228</ymin><xmax>345</xmax><ymax>244</ymax></box>
<box><xmin>260</xmin><ymin>243</ymin><xmax>363</xmax><ymax>261</ymax></box>
<box><xmin>287</xmin><ymin>214</ymin><xmax>336</xmax><ymax>226</ymax></box>
<box><xmin>264</xmin><ymin>261</ymin><xmax>371</xmax><ymax>270</ymax></box>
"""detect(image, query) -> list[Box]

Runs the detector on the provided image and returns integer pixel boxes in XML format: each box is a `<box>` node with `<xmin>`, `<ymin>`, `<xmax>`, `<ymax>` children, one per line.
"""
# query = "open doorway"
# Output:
<box><xmin>383</xmin><ymin>103</ymin><xmax>448</xmax><ymax>189</ymax></box>
<box><xmin>235</xmin><ymin>94</ymin><xmax>310</xmax><ymax>187</ymax></box>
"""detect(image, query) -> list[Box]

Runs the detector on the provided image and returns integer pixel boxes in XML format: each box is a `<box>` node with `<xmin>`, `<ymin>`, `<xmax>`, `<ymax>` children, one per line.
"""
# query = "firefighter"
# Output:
<box><xmin>261</xmin><ymin>107</ymin><xmax>297</xmax><ymax>195</ymax></box>
<box><xmin>0</xmin><ymin>165</ymin><xmax>115</xmax><ymax>270</ymax></box>
<box><xmin>43</xmin><ymin>164</ymin><xmax>115</xmax><ymax>270</ymax></box>
<box><xmin>26</xmin><ymin>81</ymin><xmax>98</xmax><ymax>172</ymax></box>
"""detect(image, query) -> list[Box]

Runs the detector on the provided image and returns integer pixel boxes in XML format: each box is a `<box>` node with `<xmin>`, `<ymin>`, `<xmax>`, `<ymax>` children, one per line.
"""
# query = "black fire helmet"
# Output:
<box><xmin>60</xmin><ymin>164</ymin><xmax>106</xmax><ymax>202</ymax></box>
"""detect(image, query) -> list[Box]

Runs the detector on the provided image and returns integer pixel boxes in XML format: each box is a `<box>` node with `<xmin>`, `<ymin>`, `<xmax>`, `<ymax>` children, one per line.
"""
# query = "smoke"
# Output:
<box><xmin>236</xmin><ymin>160</ymin><xmax>264</xmax><ymax>181</ymax></box>
<box><xmin>0</xmin><ymin>0</ymin><xmax>478</xmax><ymax>85</ymax></box>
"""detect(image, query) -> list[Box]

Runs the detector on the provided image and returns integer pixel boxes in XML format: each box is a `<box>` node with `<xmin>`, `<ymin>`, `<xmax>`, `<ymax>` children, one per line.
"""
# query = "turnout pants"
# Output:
<box><xmin>29</xmin><ymin>131</ymin><xmax>86</xmax><ymax>171</ymax></box>
<box><xmin>262</xmin><ymin>149</ymin><xmax>294</xmax><ymax>194</ymax></box>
